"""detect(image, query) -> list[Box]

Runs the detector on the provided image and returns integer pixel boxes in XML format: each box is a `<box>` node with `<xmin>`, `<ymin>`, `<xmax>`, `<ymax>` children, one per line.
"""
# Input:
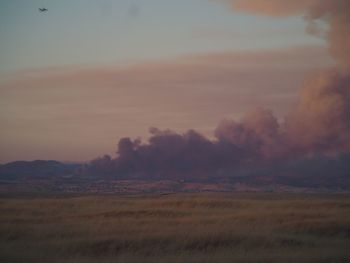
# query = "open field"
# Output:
<box><xmin>0</xmin><ymin>193</ymin><xmax>350</xmax><ymax>263</ymax></box>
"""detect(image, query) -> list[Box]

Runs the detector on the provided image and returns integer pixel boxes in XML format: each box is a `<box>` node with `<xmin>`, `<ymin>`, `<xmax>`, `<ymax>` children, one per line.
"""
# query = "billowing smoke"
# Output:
<box><xmin>84</xmin><ymin>0</ymin><xmax>350</xmax><ymax>182</ymax></box>
<box><xmin>84</xmin><ymin>119</ymin><xmax>350</xmax><ymax>185</ymax></box>
<box><xmin>215</xmin><ymin>0</ymin><xmax>350</xmax><ymax>154</ymax></box>
<box><xmin>85</xmin><ymin>128</ymin><xmax>243</xmax><ymax>179</ymax></box>
<box><xmin>219</xmin><ymin>0</ymin><xmax>350</xmax><ymax>69</ymax></box>
<box><xmin>215</xmin><ymin>108</ymin><xmax>286</xmax><ymax>159</ymax></box>
<box><xmin>287</xmin><ymin>71</ymin><xmax>350</xmax><ymax>155</ymax></box>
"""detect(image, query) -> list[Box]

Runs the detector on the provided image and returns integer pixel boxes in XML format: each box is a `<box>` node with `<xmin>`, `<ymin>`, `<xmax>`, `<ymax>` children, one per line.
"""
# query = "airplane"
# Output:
<box><xmin>39</xmin><ymin>8</ymin><xmax>48</xmax><ymax>12</ymax></box>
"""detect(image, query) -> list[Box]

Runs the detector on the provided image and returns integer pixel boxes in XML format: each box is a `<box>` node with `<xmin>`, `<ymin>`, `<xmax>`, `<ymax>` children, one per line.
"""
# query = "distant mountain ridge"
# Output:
<box><xmin>0</xmin><ymin>156</ymin><xmax>349</xmax><ymax>192</ymax></box>
<box><xmin>0</xmin><ymin>160</ymin><xmax>79</xmax><ymax>180</ymax></box>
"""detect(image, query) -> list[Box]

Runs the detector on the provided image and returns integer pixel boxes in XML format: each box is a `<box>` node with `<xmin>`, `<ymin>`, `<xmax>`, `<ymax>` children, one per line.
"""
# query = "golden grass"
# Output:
<box><xmin>0</xmin><ymin>193</ymin><xmax>349</xmax><ymax>262</ymax></box>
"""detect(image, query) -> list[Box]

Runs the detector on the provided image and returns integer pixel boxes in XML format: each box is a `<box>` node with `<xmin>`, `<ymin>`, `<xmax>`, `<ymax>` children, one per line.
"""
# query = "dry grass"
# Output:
<box><xmin>0</xmin><ymin>193</ymin><xmax>350</xmax><ymax>262</ymax></box>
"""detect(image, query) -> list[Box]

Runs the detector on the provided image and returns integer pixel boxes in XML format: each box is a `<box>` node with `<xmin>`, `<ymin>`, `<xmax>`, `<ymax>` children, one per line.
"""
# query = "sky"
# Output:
<box><xmin>0</xmin><ymin>0</ymin><xmax>335</xmax><ymax>162</ymax></box>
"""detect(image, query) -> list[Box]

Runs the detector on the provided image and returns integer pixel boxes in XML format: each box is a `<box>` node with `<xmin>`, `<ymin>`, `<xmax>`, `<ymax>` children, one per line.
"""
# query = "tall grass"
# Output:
<box><xmin>0</xmin><ymin>193</ymin><xmax>349</xmax><ymax>262</ymax></box>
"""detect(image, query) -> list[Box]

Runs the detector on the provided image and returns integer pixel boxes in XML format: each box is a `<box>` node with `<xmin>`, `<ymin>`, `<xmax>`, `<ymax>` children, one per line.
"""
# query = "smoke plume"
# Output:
<box><xmin>84</xmin><ymin>0</ymin><xmax>350</xmax><ymax>181</ymax></box>
<box><xmin>287</xmin><ymin>71</ymin><xmax>350</xmax><ymax>154</ymax></box>
<box><xmin>219</xmin><ymin>0</ymin><xmax>350</xmax><ymax>69</ymax></box>
<box><xmin>215</xmin><ymin>108</ymin><xmax>287</xmax><ymax>159</ymax></box>
<box><xmin>216</xmin><ymin>0</ymin><xmax>350</xmax><ymax>155</ymax></box>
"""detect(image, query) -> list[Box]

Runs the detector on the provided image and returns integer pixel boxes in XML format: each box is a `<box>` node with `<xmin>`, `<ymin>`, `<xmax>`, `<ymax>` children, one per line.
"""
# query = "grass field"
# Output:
<box><xmin>0</xmin><ymin>193</ymin><xmax>350</xmax><ymax>263</ymax></box>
